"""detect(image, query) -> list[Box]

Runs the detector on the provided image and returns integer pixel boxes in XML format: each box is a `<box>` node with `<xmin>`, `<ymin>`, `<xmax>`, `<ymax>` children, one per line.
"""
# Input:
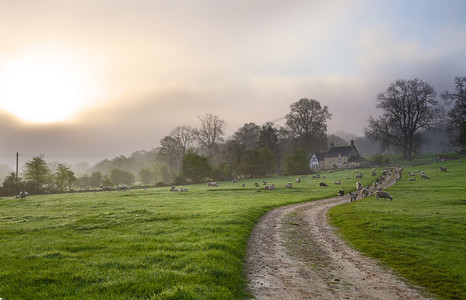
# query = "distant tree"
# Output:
<box><xmin>259</xmin><ymin>122</ymin><xmax>281</xmax><ymax>162</ymax></box>
<box><xmin>170</xmin><ymin>125</ymin><xmax>197</xmax><ymax>156</ymax></box>
<box><xmin>221</xmin><ymin>139</ymin><xmax>245</xmax><ymax>178</ymax></box>
<box><xmin>159</xmin><ymin>136</ymin><xmax>183</xmax><ymax>170</ymax></box>
<box><xmin>442</xmin><ymin>76</ymin><xmax>466</xmax><ymax>151</ymax></box>
<box><xmin>24</xmin><ymin>154</ymin><xmax>50</xmax><ymax>193</ymax></box>
<box><xmin>196</xmin><ymin>113</ymin><xmax>226</xmax><ymax>162</ymax></box>
<box><xmin>327</xmin><ymin>134</ymin><xmax>348</xmax><ymax>147</ymax></box>
<box><xmin>181</xmin><ymin>149</ymin><xmax>212</xmax><ymax>183</ymax></box>
<box><xmin>110</xmin><ymin>168</ymin><xmax>134</xmax><ymax>186</ymax></box>
<box><xmin>285</xmin><ymin>98</ymin><xmax>332</xmax><ymax>154</ymax></box>
<box><xmin>365</xmin><ymin>79</ymin><xmax>443</xmax><ymax>160</ymax></box>
<box><xmin>283</xmin><ymin>148</ymin><xmax>310</xmax><ymax>175</ymax></box>
<box><xmin>55</xmin><ymin>164</ymin><xmax>77</xmax><ymax>192</ymax></box>
<box><xmin>241</xmin><ymin>149</ymin><xmax>267</xmax><ymax>178</ymax></box>
<box><xmin>211</xmin><ymin>162</ymin><xmax>232</xmax><ymax>181</ymax></box>
<box><xmin>102</xmin><ymin>177</ymin><xmax>113</xmax><ymax>187</ymax></box>
<box><xmin>232</xmin><ymin>122</ymin><xmax>261</xmax><ymax>150</ymax></box>
<box><xmin>89</xmin><ymin>171</ymin><xmax>103</xmax><ymax>187</ymax></box>
<box><xmin>139</xmin><ymin>167</ymin><xmax>155</xmax><ymax>185</ymax></box>
<box><xmin>0</xmin><ymin>173</ymin><xmax>24</xmax><ymax>196</ymax></box>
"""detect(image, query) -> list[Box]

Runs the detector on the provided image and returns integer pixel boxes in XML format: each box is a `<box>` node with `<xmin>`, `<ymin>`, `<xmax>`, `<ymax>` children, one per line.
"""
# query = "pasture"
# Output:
<box><xmin>330</xmin><ymin>160</ymin><xmax>466</xmax><ymax>299</ymax></box>
<box><xmin>0</xmin><ymin>170</ymin><xmax>371</xmax><ymax>299</ymax></box>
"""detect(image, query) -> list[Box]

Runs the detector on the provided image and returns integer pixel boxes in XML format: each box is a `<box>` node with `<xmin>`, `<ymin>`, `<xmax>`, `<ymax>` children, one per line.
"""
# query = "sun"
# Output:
<box><xmin>0</xmin><ymin>52</ymin><xmax>101</xmax><ymax>123</ymax></box>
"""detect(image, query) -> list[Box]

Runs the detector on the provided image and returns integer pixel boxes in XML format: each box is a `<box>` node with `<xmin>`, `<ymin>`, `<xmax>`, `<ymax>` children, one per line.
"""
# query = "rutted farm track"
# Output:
<box><xmin>245</xmin><ymin>176</ymin><xmax>431</xmax><ymax>299</ymax></box>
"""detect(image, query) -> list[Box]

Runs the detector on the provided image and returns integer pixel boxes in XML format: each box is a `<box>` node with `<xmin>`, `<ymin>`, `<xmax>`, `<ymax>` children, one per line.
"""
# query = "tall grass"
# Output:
<box><xmin>329</xmin><ymin>160</ymin><xmax>466</xmax><ymax>299</ymax></box>
<box><xmin>0</xmin><ymin>170</ymin><xmax>371</xmax><ymax>299</ymax></box>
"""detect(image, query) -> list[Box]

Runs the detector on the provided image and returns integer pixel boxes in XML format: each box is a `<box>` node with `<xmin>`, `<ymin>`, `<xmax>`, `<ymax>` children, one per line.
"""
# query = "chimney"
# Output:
<box><xmin>330</xmin><ymin>142</ymin><xmax>334</xmax><ymax>148</ymax></box>
<box><xmin>350</xmin><ymin>139</ymin><xmax>355</xmax><ymax>147</ymax></box>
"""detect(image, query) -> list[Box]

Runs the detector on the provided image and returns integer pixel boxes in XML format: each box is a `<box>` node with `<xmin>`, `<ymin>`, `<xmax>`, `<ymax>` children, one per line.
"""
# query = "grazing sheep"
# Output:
<box><xmin>349</xmin><ymin>192</ymin><xmax>358</xmax><ymax>202</ymax></box>
<box><xmin>285</xmin><ymin>183</ymin><xmax>293</xmax><ymax>189</ymax></box>
<box><xmin>372</xmin><ymin>182</ymin><xmax>378</xmax><ymax>189</ymax></box>
<box><xmin>264</xmin><ymin>184</ymin><xmax>275</xmax><ymax>190</ymax></box>
<box><xmin>180</xmin><ymin>188</ymin><xmax>188</xmax><ymax>192</ymax></box>
<box><xmin>14</xmin><ymin>194</ymin><xmax>21</xmax><ymax>199</ymax></box>
<box><xmin>371</xmin><ymin>172</ymin><xmax>376</xmax><ymax>176</ymax></box>
<box><xmin>440</xmin><ymin>167</ymin><xmax>447</xmax><ymax>172</ymax></box>
<box><xmin>408</xmin><ymin>172</ymin><xmax>416</xmax><ymax>176</ymax></box>
<box><xmin>170</xmin><ymin>186</ymin><xmax>178</xmax><ymax>192</ymax></box>
<box><xmin>118</xmin><ymin>186</ymin><xmax>128</xmax><ymax>191</ymax></box>
<box><xmin>207</xmin><ymin>181</ymin><xmax>219</xmax><ymax>187</ymax></box>
<box><xmin>356</xmin><ymin>181</ymin><xmax>363</xmax><ymax>190</ymax></box>
<box><xmin>360</xmin><ymin>188</ymin><xmax>369</xmax><ymax>198</ymax></box>
<box><xmin>376</xmin><ymin>190</ymin><xmax>393</xmax><ymax>201</ymax></box>
<box><xmin>263</xmin><ymin>181</ymin><xmax>267</xmax><ymax>185</ymax></box>
<box><xmin>312</xmin><ymin>174</ymin><xmax>321</xmax><ymax>178</ymax></box>
<box><xmin>420</xmin><ymin>173</ymin><xmax>430</xmax><ymax>179</ymax></box>
<box><xmin>337</xmin><ymin>190</ymin><xmax>345</xmax><ymax>196</ymax></box>
<box><xmin>319</xmin><ymin>182</ymin><xmax>328</xmax><ymax>186</ymax></box>
<box><xmin>19</xmin><ymin>191</ymin><xmax>29</xmax><ymax>198</ymax></box>
<box><xmin>101</xmin><ymin>186</ymin><xmax>111</xmax><ymax>191</ymax></box>
<box><xmin>242</xmin><ymin>184</ymin><xmax>246</xmax><ymax>187</ymax></box>
<box><xmin>254</xmin><ymin>182</ymin><xmax>259</xmax><ymax>187</ymax></box>
<box><xmin>356</xmin><ymin>173</ymin><xmax>363</xmax><ymax>179</ymax></box>
<box><xmin>296</xmin><ymin>178</ymin><xmax>301</xmax><ymax>183</ymax></box>
<box><xmin>408</xmin><ymin>178</ymin><xmax>416</xmax><ymax>181</ymax></box>
<box><xmin>232</xmin><ymin>179</ymin><xmax>238</xmax><ymax>183</ymax></box>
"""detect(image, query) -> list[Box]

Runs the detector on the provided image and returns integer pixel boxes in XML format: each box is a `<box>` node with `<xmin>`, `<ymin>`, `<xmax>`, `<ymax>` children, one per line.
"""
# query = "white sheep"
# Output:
<box><xmin>207</xmin><ymin>181</ymin><xmax>219</xmax><ymax>187</ymax></box>
<box><xmin>296</xmin><ymin>178</ymin><xmax>301</xmax><ymax>183</ymax></box>
<box><xmin>356</xmin><ymin>173</ymin><xmax>363</xmax><ymax>179</ymax></box>
<box><xmin>170</xmin><ymin>186</ymin><xmax>178</xmax><ymax>192</ymax></box>
<box><xmin>356</xmin><ymin>181</ymin><xmax>363</xmax><ymax>190</ymax></box>
<box><xmin>285</xmin><ymin>183</ymin><xmax>293</xmax><ymax>189</ymax></box>
<box><xmin>349</xmin><ymin>192</ymin><xmax>358</xmax><ymax>202</ymax></box>
<box><xmin>360</xmin><ymin>188</ymin><xmax>369</xmax><ymax>198</ymax></box>
<box><xmin>376</xmin><ymin>190</ymin><xmax>393</xmax><ymax>201</ymax></box>
<box><xmin>420</xmin><ymin>173</ymin><xmax>430</xmax><ymax>179</ymax></box>
<box><xmin>264</xmin><ymin>184</ymin><xmax>275</xmax><ymax>190</ymax></box>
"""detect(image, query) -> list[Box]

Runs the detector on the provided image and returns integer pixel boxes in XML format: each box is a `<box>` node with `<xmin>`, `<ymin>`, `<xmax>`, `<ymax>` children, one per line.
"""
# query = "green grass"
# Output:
<box><xmin>329</xmin><ymin>160</ymin><xmax>466</xmax><ymax>299</ymax></box>
<box><xmin>0</xmin><ymin>170</ymin><xmax>372</xmax><ymax>299</ymax></box>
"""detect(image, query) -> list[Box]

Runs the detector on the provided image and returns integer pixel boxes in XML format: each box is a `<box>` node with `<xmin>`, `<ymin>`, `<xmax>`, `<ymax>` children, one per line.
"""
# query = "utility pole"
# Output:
<box><xmin>16</xmin><ymin>152</ymin><xmax>19</xmax><ymax>181</ymax></box>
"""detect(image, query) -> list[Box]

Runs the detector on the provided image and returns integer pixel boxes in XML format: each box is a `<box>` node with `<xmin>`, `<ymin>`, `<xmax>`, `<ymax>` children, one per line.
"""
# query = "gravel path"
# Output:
<box><xmin>245</xmin><ymin>177</ymin><xmax>431</xmax><ymax>299</ymax></box>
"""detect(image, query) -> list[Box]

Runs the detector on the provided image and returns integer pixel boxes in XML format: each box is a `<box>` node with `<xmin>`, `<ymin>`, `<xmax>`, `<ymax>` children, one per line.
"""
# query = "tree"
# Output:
<box><xmin>365</xmin><ymin>79</ymin><xmax>443</xmax><ymax>160</ymax></box>
<box><xmin>24</xmin><ymin>154</ymin><xmax>50</xmax><ymax>193</ymax></box>
<box><xmin>196</xmin><ymin>113</ymin><xmax>226</xmax><ymax>161</ymax></box>
<box><xmin>139</xmin><ymin>167</ymin><xmax>155</xmax><ymax>185</ymax></box>
<box><xmin>232</xmin><ymin>122</ymin><xmax>261</xmax><ymax>150</ymax></box>
<box><xmin>55</xmin><ymin>164</ymin><xmax>77</xmax><ymax>192</ymax></box>
<box><xmin>442</xmin><ymin>76</ymin><xmax>466</xmax><ymax>151</ymax></box>
<box><xmin>1</xmin><ymin>172</ymin><xmax>24</xmax><ymax>196</ymax></box>
<box><xmin>283</xmin><ymin>148</ymin><xmax>310</xmax><ymax>175</ymax></box>
<box><xmin>180</xmin><ymin>149</ymin><xmax>212</xmax><ymax>183</ymax></box>
<box><xmin>110</xmin><ymin>168</ymin><xmax>134</xmax><ymax>186</ymax></box>
<box><xmin>159</xmin><ymin>126</ymin><xmax>198</xmax><ymax>172</ymax></box>
<box><xmin>285</xmin><ymin>98</ymin><xmax>332</xmax><ymax>154</ymax></box>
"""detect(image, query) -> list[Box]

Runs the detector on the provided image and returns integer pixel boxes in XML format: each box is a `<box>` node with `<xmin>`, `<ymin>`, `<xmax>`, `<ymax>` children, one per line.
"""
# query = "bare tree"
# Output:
<box><xmin>196</xmin><ymin>113</ymin><xmax>226</xmax><ymax>160</ymax></box>
<box><xmin>285</xmin><ymin>98</ymin><xmax>332</xmax><ymax>154</ymax></box>
<box><xmin>365</xmin><ymin>79</ymin><xmax>443</xmax><ymax>160</ymax></box>
<box><xmin>170</xmin><ymin>125</ymin><xmax>198</xmax><ymax>156</ymax></box>
<box><xmin>442</xmin><ymin>76</ymin><xmax>466</xmax><ymax>151</ymax></box>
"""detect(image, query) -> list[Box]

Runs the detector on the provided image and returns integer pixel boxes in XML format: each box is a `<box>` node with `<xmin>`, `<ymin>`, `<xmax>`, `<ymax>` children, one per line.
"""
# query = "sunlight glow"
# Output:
<box><xmin>0</xmin><ymin>52</ymin><xmax>103</xmax><ymax>123</ymax></box>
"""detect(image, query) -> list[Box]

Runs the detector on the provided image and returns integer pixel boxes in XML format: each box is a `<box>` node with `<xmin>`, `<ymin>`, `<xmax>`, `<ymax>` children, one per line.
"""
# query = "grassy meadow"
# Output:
<box><xmin>330</xmin><ymin>159</ymin><xmax>466</xmax><ymax>299</ymax></box>
<box><xmin>0</xmin><ymin>169</ymin><xmax>372</xmax><ymax>299</ymax></box>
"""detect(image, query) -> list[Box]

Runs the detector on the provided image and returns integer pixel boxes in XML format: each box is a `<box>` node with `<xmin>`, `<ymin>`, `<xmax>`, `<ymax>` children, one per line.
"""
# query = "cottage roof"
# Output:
<box><xmin>313</xmin><ymin>153</ymin><xmax>326</xmax><ymax>161</ymax></box>
<box><xmin>325</xmin><ymin>146</ymin><xmax>354</xmax><ymax>158</ymax></box>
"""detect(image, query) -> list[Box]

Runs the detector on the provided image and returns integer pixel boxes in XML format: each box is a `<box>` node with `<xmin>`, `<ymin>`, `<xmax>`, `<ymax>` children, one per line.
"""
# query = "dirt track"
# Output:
<box><xmin>245</xmin><ymin>176</ymin><xmax>431</xmax><ymax>299</ymax></box>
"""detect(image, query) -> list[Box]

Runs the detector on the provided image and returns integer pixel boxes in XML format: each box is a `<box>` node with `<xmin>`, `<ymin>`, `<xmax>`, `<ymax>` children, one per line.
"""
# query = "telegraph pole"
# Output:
<box><xmin>16</xmin><ymin>152</ymin><xmax>19</xmax><ymax>181</ymax></box>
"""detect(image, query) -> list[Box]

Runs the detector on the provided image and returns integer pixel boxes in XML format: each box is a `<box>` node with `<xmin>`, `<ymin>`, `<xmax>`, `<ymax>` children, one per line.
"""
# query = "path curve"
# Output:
<box><xmin>245</xmin><ymin>176</ymin><xmax>431</xmax><ymax>299</ymax></box>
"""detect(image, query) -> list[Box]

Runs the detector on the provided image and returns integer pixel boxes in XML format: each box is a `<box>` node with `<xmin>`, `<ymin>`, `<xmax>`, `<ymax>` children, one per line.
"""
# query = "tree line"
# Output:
<box><xmin>1</xmin><ymin>76</ymin><xmax>464</xmax><ymax>195</ymax></box>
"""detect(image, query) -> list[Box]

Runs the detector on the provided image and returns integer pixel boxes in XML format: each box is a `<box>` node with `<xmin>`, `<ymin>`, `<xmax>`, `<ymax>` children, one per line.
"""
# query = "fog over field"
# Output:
<box><xmin>0</xmin><ymin>0</ymin><xmax>465</xmax><ymax>170</ymax></box>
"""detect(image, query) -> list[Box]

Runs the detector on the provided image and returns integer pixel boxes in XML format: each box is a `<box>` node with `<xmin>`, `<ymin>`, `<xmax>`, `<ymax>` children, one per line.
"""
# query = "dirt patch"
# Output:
<box><xmin>245</xmin><ymin>175</ymin><xmax>433</xmax><ymax>299</ymax></box>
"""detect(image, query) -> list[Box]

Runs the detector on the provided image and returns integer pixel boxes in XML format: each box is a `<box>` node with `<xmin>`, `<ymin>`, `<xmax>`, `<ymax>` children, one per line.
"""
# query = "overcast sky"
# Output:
<box><xmin>0</xmin><ymin>0</ymin><xmax>465</xmax><ymax>170</ymax></box>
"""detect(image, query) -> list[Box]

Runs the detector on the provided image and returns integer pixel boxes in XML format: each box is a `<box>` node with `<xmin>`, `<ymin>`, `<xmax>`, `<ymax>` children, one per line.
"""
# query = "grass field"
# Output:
<box><xmin>329</xmin><ymin>160</ymin><xmax>466</xmax><ymax>299</ymax></box>
<box><xmin>0</xmin><ymin>169</ymin><xmax>373</xmax><ymax>299</ymax></box>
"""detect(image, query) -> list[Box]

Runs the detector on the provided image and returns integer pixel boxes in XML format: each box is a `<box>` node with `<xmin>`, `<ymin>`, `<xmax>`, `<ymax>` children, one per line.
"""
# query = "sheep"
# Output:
<box><xmin>179</xmin><ymin>188</ymin><xmax>188</xmax><ymax>192</ymax></box>
<box><xmin>334</xmin><ymin>180</ymin><xmax>341</xmax><ymax>185</ymax></box>
<box><xmin>263</xmin><ymin>181</ymin><xmax>267</xmax><ymax>185</ymax></box>
<box><xmin>254</xmin><ymin>182</ymin><xmax>259</xmax><ymax>187</ymax></box>
<box><xmin>264</xmin><ymin>184</ymin><xmax>275</xmax><ymax>190</ymax></box>
<box><xmin>312</xmin><ymin>174</ymin><xmax>321</xmax><ymax>178</ymax></box>
<box><xmin>349</xmin><ymin>192</ymin><xmax>358</xmax><ymax>202</ymax></box>
<box><xmin>360</xmin><ymin>188</ymin><xmax>369</xmax><ymax>198</ymax></box>
<box><xmin>420</xmin><ymin>173</ymin><xmax>430</xmax><ymax>179</ymax></box>
<box><xmin>207</xmin><ymin>181</ymin><xmax>219</xmax><ymax>187</ymax></box>
<box><xmin>372</xmin><ymin>182</ymin><xmax>378</xmax><ymax>189</ymax></box>
<box><xmin>356</xmin><ymin>181</ymin><xmax>363</xmax><ymax>190</ymax></box>
<box><xmin>19</xmin><ymin>191</ymin><xmax>29</xmax><ymax>198</ymax></box>
<box><xmin>408</xmin><ymin>172</ymin><xmax>416</xmax><ymax>177</ymax></box>
<box><xmin>337</xmin><ymin>190</ymin><xmax>345</xmax><ymax>196</ymax></box>
<box><xmin>356</xmin><ymin>173</ymin><xmax>363</xmax><ymax>179</ymax></box>
<box><xmin>118</xmin><ymin>186</ymin><xmax>128</xmax><ymax>191</ymax></box>
<box><xmin>371</xmin><ymin>172</ymin><xmax>377</xmax><ymax>176</ymax></box>
<box><xmin>285</xmin><ymin>183</ymin><xmax>293</xmax><ymax>189</ymax></box>
<box><xmin>408</xmin><ymin>178</ymin><xmax>416</xmax><ymax>181</ymax></box>
<box><xmin>101</xmin><ymin>186</ymin><xmax>111</xmax><ymax>191</ymax></box>
<box><xmin>376</xmin><ymin>190</ymin><xmax>393</xmax><ymax>201</ymax></box>
<box><xmin>440</xmin><ymin>167</ymin><xmax>447</xmax><ymax>172</ymax></box>
<box><xmin>242</xmin><ymin>184</ymin><xmax>246</xmax><ymax>187</ymax></box>
<box><xmin>296</xmin><ymin>178</ymin><xmax>301</xmax><ymax>183</ymax></box>
<box><xmin>232</xmin><ymin>179</ymin><xmax>238</xmax><ymax>183</ymax></box>
<box><xmin>319</xmin><ymin>182</ymin><xmax>328</xmax><ymax>186</ymax></box>
<box><xmin>170</xmin><ymin>186</ymin><xmax>178</xmax><ymax>192</ymax></box>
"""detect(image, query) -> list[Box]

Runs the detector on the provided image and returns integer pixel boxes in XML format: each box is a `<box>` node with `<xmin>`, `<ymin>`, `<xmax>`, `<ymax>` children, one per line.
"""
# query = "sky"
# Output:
<box><xmin>0</xmin><ymin>0</ymin><xmax>465</xmax><ymax>170</ymax></box>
